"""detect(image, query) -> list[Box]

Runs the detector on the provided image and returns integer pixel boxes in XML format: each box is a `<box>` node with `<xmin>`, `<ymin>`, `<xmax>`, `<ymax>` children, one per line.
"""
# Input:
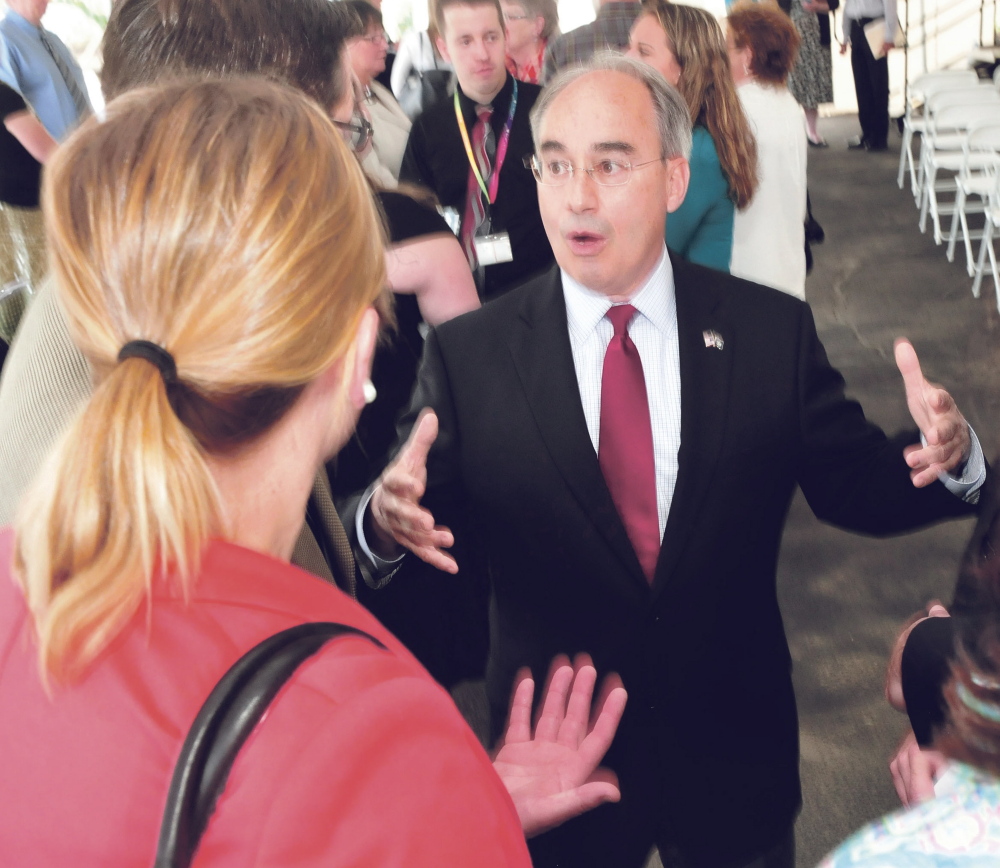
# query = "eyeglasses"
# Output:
<box><xmin>334</xmin><ymin>114</ymin><xmax>373</xmax><ymax>154</ymax></box>
<box><xmin>359</xmin><ymin>31</ymin><xmax>388</xmax><ymax>45</ymax></box>
<box><xmin>524</xmin><ymin>155</ymin><xmax>663</xmax><ymax>187</ymax></box>
<box><xmin>504</xmin><ymin>12</ymin><xmax>530</xmax><ymax>21</ymax></box>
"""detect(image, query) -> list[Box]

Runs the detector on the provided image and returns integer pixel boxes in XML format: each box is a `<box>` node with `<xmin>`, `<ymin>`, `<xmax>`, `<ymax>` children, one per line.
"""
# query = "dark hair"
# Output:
<box><xmin>726</xmin><ymin>0</ymin><xmax>800</xmax><ymax>85</ymax></box>
<box><xmin>101</xmin><ymin>0</ymin><xmax>357</xmax><ymax>110</ymax></box>
<box><xmin>435</xmin><ymin>0</ymin><xmax>504</xmax><ymax>38</ymax></box>
<box><xmin>344</xmin><ymin>0</ymin><xmax>383</xmax><ymax>33</ymax></box>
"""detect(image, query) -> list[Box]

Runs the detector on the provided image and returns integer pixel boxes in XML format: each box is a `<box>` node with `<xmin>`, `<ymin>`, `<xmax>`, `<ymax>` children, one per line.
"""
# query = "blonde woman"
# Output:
<box><xmin>628</xmin><ymin>0</ymin><xmax>757</xmax><ymax>272</ymax></box>
<box><xmin>0</xmin><ymin>78</ymin><xmax>625</xmax><ymax>864</ymax></box>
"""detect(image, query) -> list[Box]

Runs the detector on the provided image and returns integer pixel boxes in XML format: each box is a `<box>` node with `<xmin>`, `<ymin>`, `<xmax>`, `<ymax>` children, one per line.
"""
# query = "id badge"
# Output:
<box><xmin>474</xmin><ymin>232</ymin><xmax>514</xmax><ymax>266</ymax></box>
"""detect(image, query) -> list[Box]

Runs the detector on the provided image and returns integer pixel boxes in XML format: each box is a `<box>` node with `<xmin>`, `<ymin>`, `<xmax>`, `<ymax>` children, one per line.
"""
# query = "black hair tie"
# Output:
<box><xmin>117</xmin><ymin>339</ymin><xmax>177</xmax><ymax>384</ymax></box>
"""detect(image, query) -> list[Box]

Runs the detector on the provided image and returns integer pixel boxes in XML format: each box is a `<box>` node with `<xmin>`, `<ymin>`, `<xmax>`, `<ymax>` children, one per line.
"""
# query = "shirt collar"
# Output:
<box><xmin>562</xmin><ymin>246</ymin><xmax>676</xmax><ymax>342</ymax></box>
<box><xmin>457</xmin><ymin>71</ymin><xmax>514</xmax><ymax>126</ymax></box>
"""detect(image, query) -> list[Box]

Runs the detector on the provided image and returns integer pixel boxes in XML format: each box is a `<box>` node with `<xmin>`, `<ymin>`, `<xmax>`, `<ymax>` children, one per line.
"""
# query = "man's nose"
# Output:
<box><xmin>567</xmin><ymin>167</ymin><xmax>599</xmax><ymax>212</ymax></box>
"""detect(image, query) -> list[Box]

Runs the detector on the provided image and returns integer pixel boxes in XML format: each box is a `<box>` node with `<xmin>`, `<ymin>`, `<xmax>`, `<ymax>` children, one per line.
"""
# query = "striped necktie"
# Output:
<box><xmin>38</xmin><ymin>29</ymin><xmax>90</xmax><ymax>124</ymax></box>
<box><xmin>461</xmin><ymin>104</ymin><xmax>495</xmax><ymax>280</ymax></box>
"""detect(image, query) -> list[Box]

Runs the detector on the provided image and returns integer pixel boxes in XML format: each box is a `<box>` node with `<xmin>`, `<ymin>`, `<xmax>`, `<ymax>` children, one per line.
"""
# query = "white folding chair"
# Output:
<box><xmin>917</xmin><ymin>100</ymin><xmax>1000</xmax><ymax>244</ymax></box>
<box><xmin>971</xmin><ymin>160</ymin><xmax>1000</xmax><ymax>308</ymax></box>
<box><xmin>912</xmin><ymin>84</ymin><xmax>998</xmax><ymax>209</ymax></box>
<box><xmin>946</xmin><ymin>122</ymin><xmax>1000</xmax><ymax>274</ymax></box>
<box><xmin>898</xmin><ymin>70</ymin><xmax>979</xmax><ymax>197</ymax></box>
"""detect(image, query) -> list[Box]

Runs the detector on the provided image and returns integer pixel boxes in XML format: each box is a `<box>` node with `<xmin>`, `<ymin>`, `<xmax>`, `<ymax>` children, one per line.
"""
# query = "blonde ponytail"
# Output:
<box><xmin>15</xmin><ymin>359</ymin><xmax>221</xmax><ymax>681</ymax></box>
<box><xmin>13</xmin><ymin>78</ymin><xmax>387</xmax><ymax>681</ymax></box>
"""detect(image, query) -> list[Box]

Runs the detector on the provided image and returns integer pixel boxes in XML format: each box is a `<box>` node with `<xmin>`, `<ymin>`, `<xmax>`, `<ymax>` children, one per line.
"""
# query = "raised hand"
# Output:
<box><xmin>492</xmin><ymin>654</ymin><xmax>628</xmax><ymax>838</ymax></box>
<box><xmin>895</xmin><ymin>338</ymin><xmax>970</xmax><ymax>487</ymax></box>
<box><xmin>369</xmin><ymin>409</ymin><xmax>457</xmax><ymax>572</ymax></box>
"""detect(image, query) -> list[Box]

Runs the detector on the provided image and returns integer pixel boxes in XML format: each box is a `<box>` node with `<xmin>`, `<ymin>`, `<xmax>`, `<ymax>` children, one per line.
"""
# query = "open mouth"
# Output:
<box><xmin>566</xmin><ymin>231</ymin><xmax>605</xmax><ymax>253</ymax></box>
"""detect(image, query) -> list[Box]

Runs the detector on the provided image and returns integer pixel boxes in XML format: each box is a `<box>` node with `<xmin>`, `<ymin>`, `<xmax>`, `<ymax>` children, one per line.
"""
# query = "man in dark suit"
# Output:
<box><xmin>357</xmin><ymin>56</ymin><xmax>984</xmax><ymax>868</ymax></box>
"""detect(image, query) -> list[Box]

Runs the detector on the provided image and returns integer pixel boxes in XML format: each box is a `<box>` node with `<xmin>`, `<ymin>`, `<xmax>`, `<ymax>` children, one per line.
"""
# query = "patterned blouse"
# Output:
<box><xmin>818</xmin><ymin>763</ymin><xmax>1000</xmax><ymax>867</ymax></box>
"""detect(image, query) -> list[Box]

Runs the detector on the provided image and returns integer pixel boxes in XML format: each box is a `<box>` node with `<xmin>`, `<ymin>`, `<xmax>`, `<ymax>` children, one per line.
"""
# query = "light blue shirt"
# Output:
<box><xmin>0</xmin><ymin>9</ymin><xmax>90</xmax><ymax>141</ymax></box>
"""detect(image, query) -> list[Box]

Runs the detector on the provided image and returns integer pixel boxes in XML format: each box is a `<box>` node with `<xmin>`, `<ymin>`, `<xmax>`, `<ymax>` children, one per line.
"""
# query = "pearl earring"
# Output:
<box><xmin>363</xmin><ymin>379</ymin><xmax>377</xmax><ymax>405</ymax></box>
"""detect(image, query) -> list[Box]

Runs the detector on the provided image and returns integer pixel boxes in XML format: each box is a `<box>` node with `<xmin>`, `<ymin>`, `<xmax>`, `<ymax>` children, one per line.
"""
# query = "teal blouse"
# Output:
<box><xmin>665</xmin><ymin>125</ymin><xmax>734</xmax><ymax>273</ymax></box>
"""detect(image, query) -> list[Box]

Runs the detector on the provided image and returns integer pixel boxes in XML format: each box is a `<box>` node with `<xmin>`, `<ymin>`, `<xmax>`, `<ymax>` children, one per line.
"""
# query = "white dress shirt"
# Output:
<box><xmin>562</xmin><ymin>246</ymin><xmax>680</xmax><ymax>539</ymax></box>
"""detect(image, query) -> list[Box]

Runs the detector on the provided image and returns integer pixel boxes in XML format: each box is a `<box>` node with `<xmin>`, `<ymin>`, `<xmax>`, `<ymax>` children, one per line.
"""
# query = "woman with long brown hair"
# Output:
<box><xmin>627</xmin><ymin>0</ymin><xmax>757</xmax><ymax>273</ymax></box>
<box><xmin>0</xmin><ymin>77</ymin><xmax>625</xmax><ymax>864</ymax></box>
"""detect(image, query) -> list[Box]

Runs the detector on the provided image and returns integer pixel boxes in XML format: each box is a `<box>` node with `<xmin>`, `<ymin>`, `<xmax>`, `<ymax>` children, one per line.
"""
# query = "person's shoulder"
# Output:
<box><xmin>435</xmin><ymin>269</ymin><xmax>557</xmax><ymax>340</ymax></box>
<box><xmin>674</xmin><ymin>256</ymin><xmax>807</xmax><ymax>317</ymax></box>
<box><xmin>411</xmin><ymin>96</ymin><xmax>454</xmax><ymax>132</ymax></box>
<box><xmin>517</xmin><ymin>79</ymin><xmax>543</xmax><ymax>103</ymax></box>
<box><xmin>815</xmin><ymin>782</ymin><xmax>995</xmax><ymax>867</ymax></box>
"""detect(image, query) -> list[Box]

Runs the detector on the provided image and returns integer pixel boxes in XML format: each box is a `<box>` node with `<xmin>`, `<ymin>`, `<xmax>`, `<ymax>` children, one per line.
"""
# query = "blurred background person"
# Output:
<box><xmin>391</xmin><ymin>0</ymin><xmax>454</xmax><ymax>121</ymax></box>
<box><xmin>0</xmin><ymin>0</ymin><xmax>91</xmax><ymax>141</ymax></box>
<box><xmin>627</xmin><ymin>0</ymin><xmax>757</xmax><ymax>273</ymax></box>
<box><xmin>345</xmin><ymin>0</ymin><xmax>411</xmax><ymax>186</ymax></box>
<box><xmin>726</xmin><ymin>0</ymin><xmax>807</xmax><ymax>298</ymax></box>
<box><xmin>0</xmin><ymin>79</ymin><xmax>56</xmax><ymax>363</ymax></box>
<box><xmin>544</xmin><ymin>0</ymin><xmax>640</xmax><ymax>82</ymax></box>
<box><xmin>787</xmin><ymin>0</ymin><xmax>836</xmax><ymax>147</ymax></box>
<box><xmin>0</xmin><ymin>76</ymin><xmax>627</xmax><ymax>864</ymax></box>
<box><xmin>502</xmin><ymin>0</ymin><xmax>558</xmax><ymax>84</ymax></box>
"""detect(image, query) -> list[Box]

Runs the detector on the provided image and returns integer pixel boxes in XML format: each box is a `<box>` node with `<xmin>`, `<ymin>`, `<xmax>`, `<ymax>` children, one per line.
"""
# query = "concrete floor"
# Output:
<box><xmin>756</xmin><ymin>114</ymin><xmax>999</xmax><ymax>867</ymax></box>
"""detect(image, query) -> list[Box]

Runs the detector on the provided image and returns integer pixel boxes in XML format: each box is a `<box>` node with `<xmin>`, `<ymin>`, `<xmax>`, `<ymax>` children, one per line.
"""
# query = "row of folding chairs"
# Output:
<box><xmin>896</xmin><ymin>68</ymin><xmax>1000</xmax><ymax>310</ymax></box>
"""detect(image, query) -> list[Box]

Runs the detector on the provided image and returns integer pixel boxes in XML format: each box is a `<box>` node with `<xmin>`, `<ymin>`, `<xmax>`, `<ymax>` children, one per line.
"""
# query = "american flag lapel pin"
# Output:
<box><xmin>703</xmin><ymin>329</ymin><xmax>724</xmax><ymax>350</ymax></box>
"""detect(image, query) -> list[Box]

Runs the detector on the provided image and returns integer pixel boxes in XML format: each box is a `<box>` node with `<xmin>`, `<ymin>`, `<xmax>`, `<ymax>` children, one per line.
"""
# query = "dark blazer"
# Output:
<box><xmin>374</xmin><ymin>256</ymin><xmax>976</xmax><ymax>866</ymax></box>
<box><xmin>400</xmin><ymin>74</ymin><xmax>553</xmax><ymax>300</ymax></box>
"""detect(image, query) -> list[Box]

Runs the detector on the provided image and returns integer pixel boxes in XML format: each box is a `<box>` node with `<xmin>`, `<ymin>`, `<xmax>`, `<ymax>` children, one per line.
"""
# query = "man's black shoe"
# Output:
<box><xmin>867</xmin><ymin>141</ymin><xmax>889</xmax><ymax>152</ymax></box>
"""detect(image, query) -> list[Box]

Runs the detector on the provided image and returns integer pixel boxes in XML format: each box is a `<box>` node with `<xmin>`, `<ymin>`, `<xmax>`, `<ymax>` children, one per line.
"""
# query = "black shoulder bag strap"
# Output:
<box><xmin>154</xmin><ymin>621</ymin><xmax>385</xmax><ymax>868</ymax></box>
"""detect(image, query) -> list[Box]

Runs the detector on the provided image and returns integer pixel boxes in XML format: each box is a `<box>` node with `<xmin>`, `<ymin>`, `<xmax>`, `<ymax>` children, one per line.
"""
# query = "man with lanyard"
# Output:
<box><xmin>399</xmin><ymin>0</ymin><xmax>553</xmax><ymax>301</ymax></box>
<box><xmin>0</xmin><ymin>0</ymin><xmax>91</xmax><ymax>141</ymax></box>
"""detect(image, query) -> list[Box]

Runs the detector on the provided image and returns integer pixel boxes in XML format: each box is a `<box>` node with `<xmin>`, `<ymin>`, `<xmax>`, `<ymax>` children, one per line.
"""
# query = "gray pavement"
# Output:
<box><xmin>772</xmin><ymin>112</ymin><xmax>998</xmax><ymax>867</ymax></box>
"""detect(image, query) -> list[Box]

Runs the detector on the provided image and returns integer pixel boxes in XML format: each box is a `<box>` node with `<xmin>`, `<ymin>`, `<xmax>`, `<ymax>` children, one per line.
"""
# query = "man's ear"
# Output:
<box><xmin>436</xmin><ymin>35</ymin><xmax>452</xmax><ymax>63</ymax></box>
<box><xmin>665</xmin><ymin>156</ymin><xmax>691</xmax><ymax>214</ymax></box>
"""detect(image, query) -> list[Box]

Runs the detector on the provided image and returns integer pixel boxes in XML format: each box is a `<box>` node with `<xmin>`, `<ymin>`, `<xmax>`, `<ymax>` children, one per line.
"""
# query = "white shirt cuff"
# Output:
<box><xmin>931</xmin><ymin>426</ymin><xmax>986</xmax><ymax>503</ymax></box>
<box><xmin>355</xmin><ymin>484</ymin><xmax>406</xmax><ymax>589</ymax></box>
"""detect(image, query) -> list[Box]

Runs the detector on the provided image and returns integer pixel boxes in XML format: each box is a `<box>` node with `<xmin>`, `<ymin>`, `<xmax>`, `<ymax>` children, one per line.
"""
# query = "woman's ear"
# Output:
<box><xmin>346</xmin><ymin>307</ymin><xmax>380</xmax><ymax>411</ymax></box>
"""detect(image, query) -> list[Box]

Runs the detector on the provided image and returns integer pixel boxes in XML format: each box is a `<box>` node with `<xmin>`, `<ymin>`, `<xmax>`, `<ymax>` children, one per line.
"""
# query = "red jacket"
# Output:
<box><xmin>0</xmin><ymin>530</ymin><xmax>530</xmax><ymax>866</ymax></box>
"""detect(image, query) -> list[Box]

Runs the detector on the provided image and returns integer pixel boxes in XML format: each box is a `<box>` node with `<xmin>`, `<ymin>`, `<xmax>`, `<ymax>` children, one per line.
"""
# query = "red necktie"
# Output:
<box><xmin>461</xmin><ymin>105</ymin><xmax>494</xmax><ymax>272</ymax></box>
<box><xmin>599</xmin><ymin>304</ymin><xmax>660</xmax><ymax>583</ymax></box>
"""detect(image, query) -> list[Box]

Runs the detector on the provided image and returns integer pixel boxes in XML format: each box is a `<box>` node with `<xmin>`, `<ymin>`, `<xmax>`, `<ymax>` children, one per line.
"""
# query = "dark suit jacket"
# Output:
<box><xmin>370</xmin><ymin>256</ymin><xmax>976</xmax><ymax>865</ymax></box>
<box><xmin>399</xmin><ymin>74</ymin><xmax>553</xmax><ymax>300</ymax></box>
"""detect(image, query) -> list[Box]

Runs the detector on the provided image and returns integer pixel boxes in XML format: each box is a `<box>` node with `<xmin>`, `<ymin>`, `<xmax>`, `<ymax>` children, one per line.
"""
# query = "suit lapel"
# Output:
<box><xmin>505</xmin><ymin>269</ymin><xmax>649</xmax><ymax>589</ymax></box>
<box><xmin>653</xmin><ymin>256</ymin><xmax>735</xmax><ymax>593</ymax></box>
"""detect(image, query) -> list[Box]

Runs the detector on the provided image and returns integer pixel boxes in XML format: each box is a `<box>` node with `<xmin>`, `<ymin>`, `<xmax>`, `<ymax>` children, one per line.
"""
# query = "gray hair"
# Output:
<box><xmin>529</xmin><ymin>53</ymin><xmax>692</xmax><ymax>161</ymax></box>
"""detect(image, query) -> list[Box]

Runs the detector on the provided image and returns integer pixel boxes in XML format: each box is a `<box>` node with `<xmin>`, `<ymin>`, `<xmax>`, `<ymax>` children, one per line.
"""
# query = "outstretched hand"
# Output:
<box><xmin>895</xmin><ymin>339</ymin><xmax>970</xmax><ymax>487</ymax></box>
<box><xmin>492</xmin><ymin>654</ymin><xmax>628</xmax><ymax>838</ymax></box>
<box><xmin>369</xmin><ymin>409</ymin><xmax>457</xmax><ymax>572</ymax></box>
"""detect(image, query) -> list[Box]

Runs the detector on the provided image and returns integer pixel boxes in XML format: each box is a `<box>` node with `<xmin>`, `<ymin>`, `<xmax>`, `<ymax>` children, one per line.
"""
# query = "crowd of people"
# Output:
<box><xmin>2</xmin><ymin>0</ymin><xmax>996</xmax><ymax>867</ymax></box>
